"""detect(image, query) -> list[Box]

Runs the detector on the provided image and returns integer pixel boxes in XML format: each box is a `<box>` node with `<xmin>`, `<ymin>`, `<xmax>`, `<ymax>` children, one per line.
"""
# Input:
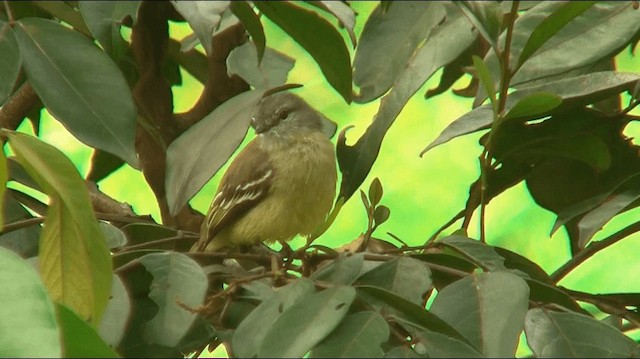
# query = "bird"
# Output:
<box><xmin>190</xmin><ymin>91</ymin><xmax>338</xmax><ymax>254</ymax></box>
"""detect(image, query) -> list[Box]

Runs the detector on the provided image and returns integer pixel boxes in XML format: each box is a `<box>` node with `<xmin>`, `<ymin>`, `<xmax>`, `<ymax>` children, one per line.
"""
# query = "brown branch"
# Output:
<box><xmin>0</xmin><ymin>82</ymin><xmax>39</xmax><ymax>131</ymax></box>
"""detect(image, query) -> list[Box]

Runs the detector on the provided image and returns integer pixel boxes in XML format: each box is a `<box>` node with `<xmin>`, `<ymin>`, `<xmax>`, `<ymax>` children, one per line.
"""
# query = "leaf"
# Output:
<box><xmin>0</xmin><ymin>21</ymin><xmax>20</xmax><ymax>105</ymax></box>
<box><xmin>258</xmin><ymin>286</ymin><xmax>356</xmax><ymax>358</ymax></box>
<box><xmin>312</xmin><ymin>253</ymin><xmax>365</xmax><ymax>285</ymax></box>
<box><xmin>139</xmin><ymin>252</ymin><xmax>208</xmax><ymax>347</ymax></box>
<box><xmin>57</xmin><ymin>304</ymin><xmax>119</xmax><ymax>358</ymax></box>
<box><xmin>471</xmin><ymin>55</ymin><xmax>497</xmax><ymax>111</ymax></box>
<box><xmin>355</xmin><ymin>257</ymin><xmax>432</xmax><ymax>306</ymax></box>
<box><xmin>422</xmin><ymin>72</ymin><xmax>640</xmax><ymax>154</ymax></box>
<box><xmin>14</xmin><ymin>18</ymin><xmax>138</xmax><ymax>167</ymax></box>
<box><xmin>456</xmin><ymin>1</ymin><xmax>503</xmax><ymax>49</ymax></box>
<box><xmin>356</xmin><ymin>285</ymin><xmax>470</xmax><ymax>344</ymax></box>
<box><xmin>314</xmin><ymin>1</ymin><xmax>357</xmax><ymax>47</ymax></box>
<box><xmin>0</xmin><ymin>191</ymin><xmax>41</xmax><ymax>258</ymax></box>
<box><xmin>577</xmin><ymin>186</ymin><xmax>640</xmax><ymax>248</ymax></box>
<box><xmin>7</xmin><ymin>132</ymin><xmax>112</xmax><ymax>326</ymax></box>
<box><xmin>171</xmin><ymin>1</ymin><xmax>230</xmax><ymax>56</ymax></box>
<box><xmin>0</xmin><ymin>247</ymin><xmax>61</xmax><ymax>357</ymax></box>
<box><xmin>373</xmin><ymin>205</ymin><xmax>391</xmax><ymax>227</ymax></box>
<box><xmin>439</xmin><ymin>235</ymin><xmax>509</xmax><ymax>272</ymax></box>
<box><xmin>525</xmin><ymin>308</ymin><xmax>639</xmax><ymax>358</ymax></box>
<box><xmin>310</xmin><ymin>311</ymin><xmax>389</xmax><ymax>358</ymax></box>
<box><xmin>254</xmin><ymin>1</ymin><xmax>352</xmax><ymax>102</ymax></box>
<box><xmin>352</xmin><ymin>1</ymin><xmax>446</xmax><ymax>102</ymax></box>
<box><xmin>229</xmin><ymin>1</ymin><xmax>265</xmax><ymax>62</ymax></box>
<box><xmin>99</xmin><ymin>221</ymin><xmax>128</xmax><ymax>249</ymax></box>
<box><xmin>98</xmin><ymin>274</ymin><xmax>131</xmax><ymax>348</ymax></box>
<box><xmin>233</xmin><ymin>279</ymin><xmax>315</xmax><ymax>358</ymax></box>
<box><xmin>338</xmin><ymin>10</ymin><xmax>476</xmax><ymax>201</ymax></box>
<box><xmin>0</xmin><ymin>145</ymin><xmax>6</xmax><ymax>228</ymax></box>
<box><xmin>525</xmin><ymin>279</ymin><xmax>583</xmax><ymax>313</ymax></box>
<box><xmin>416</xmin><ymin>329</ymin><xmax>483</xmax><ymax>358</ymax></box>
<box><xmin>384</xmin><ymin>346</ymin><xmax>421</xmax><ymax>358</ymax></box>
<box><xmin>516</xmin><ymin>2</ymin><xmax>596</xmax><ymax>70</ymax></box>
<box><xmin>78</xmin><ymin>1</ymin><xmax>140</xmax><ymax>60</ymax></box>
<box><xmin>514</xmin><ymin>134</ymin><xmax>611</xmax><ymax>172</ymax></box>
<box><xmin>503</xmin><ymin>92</ymin><xmax>562</xmax><ymax>121</ymax></box>
<box><xmin>226</xmin><ymin>42</ymin><xmax>295</xmax><ymax>89</ymax></box>
<box><xmin>368</xmin><ymin>177</ymin><xmax>383</xmax><ymax>207</ymax></box>
<box><xmin>430</xmin><ymin>272</ymin><xmax>529</xmax><ymax>357</ymax></box>
<box><xmin>486</xmin><ymin>2</ymin><xmax>640</xmax><ymax>90</ymax></box>
<box><xmin>165</xmin><ymin>89</ymin><xmax>264</xmax><ymax>215</ymax></box>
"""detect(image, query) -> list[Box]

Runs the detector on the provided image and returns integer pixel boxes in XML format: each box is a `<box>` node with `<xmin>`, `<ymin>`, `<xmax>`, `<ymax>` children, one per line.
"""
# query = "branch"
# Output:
<box><xmin>0</xmin><ymin>82</ymin><xmax>40</xmax><ymax>131</ymax></box>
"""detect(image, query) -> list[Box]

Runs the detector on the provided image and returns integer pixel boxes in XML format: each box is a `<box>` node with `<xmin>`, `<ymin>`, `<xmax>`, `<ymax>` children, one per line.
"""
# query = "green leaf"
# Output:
<box><xmin>230</xmin><ymin>1</ymin><xmax>265</xmax><ymax>62</ymax></box>
<box><xmin>233</xmin><ymin>279</ymin><xmax>315</xmax><ymax>358</ymax></box>
<box><xmin>355</xmin><ymin>257</ymin><xmax>432</xmax><ymax>306</ymax></box>
<box><xmin>171</xmin><ymin>1</ymin><xmax>229</xmax><ymax>56</ymax></box>
<box><xmin>430</xmin><ymin>272</ymin><xmax>529</xmax><ymax>357</ymax></box>
<box><xmin>373</xmin><ymin>205</ymin><xmax>391</xmax><ymax>227</ymax></box>
<box><xmin>352</xmin><ymin>1</ymin><xmax>446</xmax><ymax>102</ymax></box>
<box><xmin>98</xmin><ymin>274</ymin><xmax>131</xmax><ymax>348</ymax></box>
<box><xmin>439</xmin><ymin>235</ymin><xmax>509</xmax><ymax>272</ymax></box>
<box><xmin>456</xmin><ymin>1</ymin><xmax>503</xmax><ymax>48</ymax></box>
<box><xmin>368</xmin><ymin>177</ymin><xmax>383</xmax><ymax>207</ymax></box>
<box><xmin>99</xmin><ymin>221</ymin><xmax>128</xmax><ymax>249</ymax></box>
<box><xmin>139</xmin><ymin>252</ymin><xmax>208</xmax><ymax>347</ymax></box>
<box><xmin>57</xmin><ymin>304</ymin><xmax>118</xmax><ymax>358</ymax></box>
<box><xmin>422</xmin><ymin>72</ymin><xmax>640</xmax><ymax>154</ymax></box>
<box><xmin>0</xmin><ymin>145</ymin><xmax>6</xmax><ymax>228</ymax></box>
<box><xmin>338</xmin><ymin>10</ymin><xmax>476</xmax><ymax>201</ymax></box>
<box><xmin>384</xmin><ymin>346</ymin><xmax>421</xmax><ymax>358</ymax></box>
<box><xmin>310</xmin><ymin>311</ymin><xmax>389</xmax><ymax>358</ymax></box>
<box><xmin>472</xmin><ymin>55</ymin><xmax>498</xmax><ymax>111</ymax></box>
<box><xmin>516</xmin><ymin>2</ymin><xmax>596</xmax><ymax>70</ymax></box>
<box><xmin>258</xmin><ymin>286</ymin><xmax>356</xmax><ymax>358</ymax></box>
<box><xmin>0</xmin><ymin>191</ymin><xmax>41</xmax><ymax>258</ymax></box>
<box><xmin>254</xmin><ymin>1</ymin><xmax>352</xmax><ymax>102</ymax></box>
<box><xmin>312</xmin><ymin>253</ymin><xmax>365</xmax><ymax>285</ymax></box>
<box><xmin>78</xmin><ymin>1</ymin><xmax>140</xmax><ymax>59</ymax></box>
<box><xmin>503</xmin><ymin>92</ymin><xmax>562</xmax><ymax>122</ymax></box>
<box><xmin>0</xmin><ymin>21</ymin><xmax>21</xmax><ymax>105</ymax></box>
<box><xmin>313</xmin><ymin>1</ymin><xmax>357</xmax><ymax>48</ymax></box>
<box><xmin>525</xmin><ymin>308</ymin><xmax>639</xmax><ymax>358</ymax></box>
<box><xmin>7</xmin><ymin>131</ymin><xmax>112</xmax><ymax>326</ymax></box>
<box><xmin>14</xmin><ymin>18</ymin><xmax>138</xmax><ymax>167</ymax></box>
<box><xmin>416</xmin><ymin>329</ymin><xmax>483</xmax><ymax>358</ymax></box>
<box><xmin>513</xmin><ymin>134</ymin><xmax>611</xmax><ymax>172</ymax></box>
<box><xmin>577</xmin><ymin>186</ymin><xmax>640</xmax><ymax>248</ymax></box>
<box><xmin>356</xmin><ymin>285</ymin><xmax>469</xmax><ymax>344</ymax></box>
<box><xmin>165</xmin><ymin>89</ymin><xmax>264</xmax><ymax>215</ymax></box>
<box><xmin>0</xmin><ymin>247</ymin><xmax>61</xmax><ymax>357</ymax></box>
<box><xmin>525</xmin><ymin>279</ymin><xmax>583</xmax><ymax>313</ymax></box>
<box><xmin>226</xmin><ymin>42</ymin><xmax>295</xmax><ymax>89</ymax></box>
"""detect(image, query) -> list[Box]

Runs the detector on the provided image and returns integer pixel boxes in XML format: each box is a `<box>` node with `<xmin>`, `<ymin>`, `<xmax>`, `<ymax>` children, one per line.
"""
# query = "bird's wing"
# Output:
<box><xmin>192</xmin><ymin>140</ymin><xmax>274</xmax><ymax>252</ymax></box>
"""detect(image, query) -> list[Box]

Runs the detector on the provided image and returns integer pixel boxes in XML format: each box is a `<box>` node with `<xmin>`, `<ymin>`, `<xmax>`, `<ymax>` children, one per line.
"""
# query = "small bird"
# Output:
<box><xmin>191</xmin><ymin>92</ymin><xmax>338</xmax><ymax>253</ymax></box>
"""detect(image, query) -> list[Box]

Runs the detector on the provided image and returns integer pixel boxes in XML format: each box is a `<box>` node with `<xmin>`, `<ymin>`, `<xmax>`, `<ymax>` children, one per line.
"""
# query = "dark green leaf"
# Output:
<box><xmin>139</xmin><ymin>252</ymin><xmax>208</xmax><ymax>347</ymax></box>
<box><xmin>0</xmin><ymin>247</ymin><xmax>61</xmax><ymax>357</ymax></box>
<box><xmin>314</xmin><ymin>1</ymin><xmax>357</xmax><ymax>47</ymax></box>
<box><xmin>355</xmin><ymin>257</ymin><xmax>432</xmax><ymax>306</ymax></box>
<box><xmin>356</xmin><ymin>285</ymin><xmax>470</xmax><ymax>344</ymax></box>
<box><xmin>456</xmin><ymin>1</ymin><xmax>502</xmax><ymax>49</ymax></box>
<box><xmin>439</xmin><ymin>235</ymin><xmax>508</xmax><ymax>272</ymax></box>
<box><xmin>338</xmin><ymin>10</ymin><xmax>476</xmax><ymax>201</ymax></box>
<box><xmin>525</xmin><ymin>308</ymin><xmax>639</xmax><ymax>358</ymax></box>
<box><xmin>0</xmin><ymin>191</ymin><xmax>41</xmax><ymax>258</ymax></box>
<box><xmin>0</xmin><ymin>145</ymin><xmax>6</xmax><ymax>228</ymax></box>
<box><xmin>516</xmin><ymin>2</ymin><xmax>596</xmax><ymax>69</ymax></box>
<box><xmin>352</xmin><ymin>2</ymin><xmax>446</xmax><ymax>102</ymax></box>
<box><xmin>57</xmin><ymin>304</ymin><xmax>118</xmax><ymax>358</ymax></box>
<box><xmin>258</xmin><ymin>286</ymin><xmax>356</xmax><ymax>358</ymax></box>
<box><xmin>98</xmin><ymin>274</ymin><xmax>131</xmax><ymax>348</ymax></box>
<box><xmin>493</xmin><ymin>247</ymin><xmax>551</xmax><ymax>283</ymax></box>
<box><xmin>312</xmin><ymin>253</ymin><xmax>365</xmax><ymax>285</ymax></box>
<box><xmin>503</xmin><ymin>92</ymin><xmax>562</xmax><ymax>121</ymax></box>
<box><xmin>373</xmin><ymin>205</ymin><xmax>390</xmax><ymax>227</ymax></box>
<box><xmin>0</xmin><ymin>21</ymin><xmax>20</xmax><ymax>105</ymax></box>
<box><xmin>7</xmin><ymin>131</ymin><xmax>112</xmax><ymax>326</ymax></box>
<box><xmin>226</xmin><ymin>42</ymin><xmax>295</xmax><ymax>89</ymax></box>
<box><xmin>78</xmin><ymin>1</ymin><xmax>140</xmax><ymax>60</ymax></box>
<box><xmin>368</xmin><ymin>177</ymin><xmax>383</xmax><ymax>207</ymax></box>
<box><xmin>230</xmin><ymin>1</ymin><xmax>265</xmax><ymax>62</ymax></box>
<box><xmin>232</xmin><ymin>279</ymin><xmax>315</xmax><ymax>358</ymax></box>
<box><xmin>310</xmin><ymin>311</ymin><xmax>389</xmax><ymax>358</ymax></box>
<box><xmin>472</xmin><ymin>55</ymin><xmax>498</xmax><ymax>111</ymax></box>
<box><xmin>171</xmin><ymin>1</ymin><xmax>229</xmax><ymax>56</ymax></box>
<box><xmin>416</xmin><ymin>329</ymin><xmax>483</xmax><ymax>358</ymax></box>
<box><xmin>254</xmin><ymin>1</ymin><xmax>352</xmax><ymax>102</ymax></box>
<box><xmin>525</xmin><ymin>279</ymin><xmax>583</xmax><ymax>313</ymax></box>
<box><xmin>85</xmin><ymin>149</ymin><xmax>125</xmax><ymax>183</ymax></box>
<box><xmin>423</xmin><ymin>72</ymin><xmax>640</xmax><ymax>154</ymax></box>
<box><xmin>430</xmin><ymin>272</ymin><xmax>529</xmax><ymax>357</ymax></box>
<box><xmin>120</xmin><ymin>222</ymin><xmax>178</xmax><ymax>247</ymax></box>
<box><xmin>577</xmin><ymin>186</ymin><xmax>640</xmax><ymax>248</ymax></box>
<box><xmin>165</xmin><ymin>89</ymin><xmax>263</xmax><ymax>215</ymax></box>
<box><xmin>383</xmin><ymin>346</ymin><xmax>421</xmax><ymax>358</ymax></box>
<box><xmin>14</xmin><ymin>18</ymin><xmax>138</xmax><ymax>166</ymax></box>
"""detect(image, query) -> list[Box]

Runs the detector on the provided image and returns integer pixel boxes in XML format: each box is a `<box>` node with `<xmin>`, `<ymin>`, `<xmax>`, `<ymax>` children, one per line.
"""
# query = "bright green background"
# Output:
<box><xmin>8</xmin><ymin>2</ymin><xmax>640</xmax><ymax>356</ymax></box>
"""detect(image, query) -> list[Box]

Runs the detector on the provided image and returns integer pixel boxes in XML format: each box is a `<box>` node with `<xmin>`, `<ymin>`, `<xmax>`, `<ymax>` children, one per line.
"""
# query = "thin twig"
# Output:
<box><xmin>0</xmin><ymin>216</ymin><xmax>44</xmax><ymax>235</ymax></box>
<box><xmin>3</xmin><ymin>0</ymin><xmax>14</xmax><ymax>22</ymax></box>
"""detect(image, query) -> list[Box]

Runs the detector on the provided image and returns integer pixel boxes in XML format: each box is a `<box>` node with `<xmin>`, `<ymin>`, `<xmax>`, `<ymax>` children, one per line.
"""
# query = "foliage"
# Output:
<box><xmin>1</xmin><ymin>1</ymin><xmax>640</xmax><ymax>357</ymax></box>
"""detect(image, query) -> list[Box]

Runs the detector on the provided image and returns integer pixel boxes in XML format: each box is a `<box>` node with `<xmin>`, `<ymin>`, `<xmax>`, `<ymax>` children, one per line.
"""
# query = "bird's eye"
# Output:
<box><xmin>278</xmin><ymin>110</ymin><xmax>290</xmax><ymax>120</ymax></box>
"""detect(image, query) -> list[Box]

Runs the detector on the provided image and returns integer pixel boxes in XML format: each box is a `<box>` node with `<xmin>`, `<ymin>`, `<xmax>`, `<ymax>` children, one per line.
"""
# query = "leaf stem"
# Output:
<box><xmin>3</xmin><ymin>1</ymin><xmax>14</xmax><ymax>22</ymax></box>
